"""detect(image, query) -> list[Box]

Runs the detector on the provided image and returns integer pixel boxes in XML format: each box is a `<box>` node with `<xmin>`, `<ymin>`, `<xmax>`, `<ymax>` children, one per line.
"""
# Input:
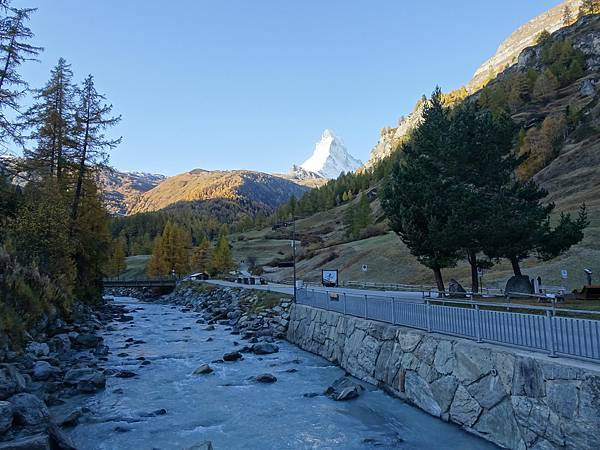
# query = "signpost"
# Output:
<box><xmin>361</xmin><ymin>264</ymin><xmax>368</xmax><ymax>273</ymax></box>
<box><xmin>322</xmin><ymin>269</ymin><xmax>339</xmax><ymax>287</ymax></box>
<box><xmin>561</xmin><ymin>269</ymin><xmax>568</xmax><ymax>280</ymax></box>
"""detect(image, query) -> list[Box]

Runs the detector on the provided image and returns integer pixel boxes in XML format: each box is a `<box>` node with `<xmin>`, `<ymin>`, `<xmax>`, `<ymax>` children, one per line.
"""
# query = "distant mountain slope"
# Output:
<box><xmin>100</xmin><ymin>169</ymin><xmax>165</xmax><ymax>215</ymax></box>
<box><xmin>128</xmin><ymin>169</ymin><xmax>309</xmax><ymax>215</ymax></box>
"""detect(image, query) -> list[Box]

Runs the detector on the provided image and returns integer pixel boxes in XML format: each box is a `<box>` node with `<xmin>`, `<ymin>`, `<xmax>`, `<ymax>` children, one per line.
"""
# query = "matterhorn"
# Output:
<box><xmin>299</xmin><ymin>129</ymin><xmax>363</xmax><ymax>179</ymax></box>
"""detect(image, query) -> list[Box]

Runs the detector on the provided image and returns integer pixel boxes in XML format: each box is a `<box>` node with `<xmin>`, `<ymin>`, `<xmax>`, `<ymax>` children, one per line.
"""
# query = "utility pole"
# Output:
<box><xmin>292</xmin><ymin>216</ymin><xmax>297</xmax><ymax>302</ymax></box>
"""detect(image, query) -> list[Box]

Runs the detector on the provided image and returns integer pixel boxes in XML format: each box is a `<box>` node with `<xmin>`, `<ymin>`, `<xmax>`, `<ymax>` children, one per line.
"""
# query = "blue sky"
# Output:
<box><xmin>18</xmin><ymin>0</ymin><xmax>562</xmax><ymax>176</ymax></box>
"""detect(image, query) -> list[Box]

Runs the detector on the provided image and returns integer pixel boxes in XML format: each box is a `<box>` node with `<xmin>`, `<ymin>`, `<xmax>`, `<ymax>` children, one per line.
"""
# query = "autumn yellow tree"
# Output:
<box><xmin>147</xmin><ymin>221</ymin><xmax>191</xmax><ymax>277</ymax></box>
<box><xmin>106</xmin><ymin>238</ymin><xmax>127</xmax><ymax>278</ymax></box>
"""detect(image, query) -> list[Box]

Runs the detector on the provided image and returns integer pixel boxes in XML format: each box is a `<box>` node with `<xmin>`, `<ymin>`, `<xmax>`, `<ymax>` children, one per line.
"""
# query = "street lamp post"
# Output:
<box><xmin>292</xmin><ymin>216</ymin><xmax>297</xmax><ymax>302</ymax></box>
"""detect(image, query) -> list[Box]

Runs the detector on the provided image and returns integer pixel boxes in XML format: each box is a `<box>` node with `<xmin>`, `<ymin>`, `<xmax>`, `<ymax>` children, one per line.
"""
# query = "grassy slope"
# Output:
<box><xmin>120</xmin><ymin>255</ymin><xmax>151</xmax><ymax>280</ymax></box>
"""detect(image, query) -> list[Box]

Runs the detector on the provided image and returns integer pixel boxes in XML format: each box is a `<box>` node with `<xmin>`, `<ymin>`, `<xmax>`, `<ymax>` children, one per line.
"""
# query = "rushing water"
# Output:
<box><xmin>56</xmin><ymin>297</ymin><xmax>496</xmax><ymax>450</ymax></box>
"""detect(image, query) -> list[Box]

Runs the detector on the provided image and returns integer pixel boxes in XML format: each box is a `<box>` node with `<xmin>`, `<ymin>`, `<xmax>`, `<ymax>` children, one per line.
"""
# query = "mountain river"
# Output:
<box><xmin>53</xmin><ymin>297</ymin><xmax>496</xmax><ymax>449</ymax></box>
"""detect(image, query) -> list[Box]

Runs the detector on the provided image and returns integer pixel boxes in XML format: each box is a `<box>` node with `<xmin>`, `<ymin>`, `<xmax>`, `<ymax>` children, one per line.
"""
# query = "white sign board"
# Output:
<box><xmin>477</xmin><ymin>268</ymin><xmax>484</xmax><ymax>277</ymax></box>
<box><xmin>361</xmin><ymin>264</ymin><xmax>368</xmax><ymax>272</ymax></box>
<box><xmin>561</xmin><ymin>269</ymin><xmax>568</xmax><ymax>280</ymax></box>
<box><xmin>322</xmin><ymin>270</ymin><xmax>338</xmax><ymax>287</ymax></box>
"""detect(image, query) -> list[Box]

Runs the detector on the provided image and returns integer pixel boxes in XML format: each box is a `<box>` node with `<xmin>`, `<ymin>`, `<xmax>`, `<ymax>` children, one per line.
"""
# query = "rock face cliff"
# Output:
<box><xmin>365</xmin><ymin>0</ymin><xmax>582</xmax><ymax>168</ymax></box>
<box><xmin>468</xmin><ymin>0</ymin><xmax>581</xmax><ymax>92</ymax></box>
<box><xmin>100</xmin><ymin>169</ymin><xmax>165</xmax><ymax>216</ymax></box>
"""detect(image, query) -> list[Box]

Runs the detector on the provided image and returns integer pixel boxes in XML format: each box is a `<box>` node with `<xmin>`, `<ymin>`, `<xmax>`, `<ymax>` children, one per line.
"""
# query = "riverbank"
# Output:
<box><xmin>0</xmin><ymin>299</ymin><xmax>131</xmax><ymax>449</ymax></box>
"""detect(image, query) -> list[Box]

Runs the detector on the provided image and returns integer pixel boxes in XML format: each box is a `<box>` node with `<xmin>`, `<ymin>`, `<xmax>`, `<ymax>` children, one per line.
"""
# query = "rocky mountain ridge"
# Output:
<box><xmin>127</xmin><ymin>168</ymin><xmax>309</xmax><ymax>215</ymax></box>
<box><xmin>299</xmin><ymin>129</ymin><xmax>362</xmax><ymax>179</ymax></box>
<box><xmin>365</xmin><ymin>0</ymin><xmax>583</xmax><ymax>168</ymax></box>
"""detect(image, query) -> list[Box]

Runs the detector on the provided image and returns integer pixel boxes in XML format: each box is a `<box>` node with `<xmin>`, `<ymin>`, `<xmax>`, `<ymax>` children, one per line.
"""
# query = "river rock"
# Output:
<box><xmin>0</xmin><ymin>434</ymin><xmax>51</xmax><ymax>450</ymax></box>
<box><xmin>0</xmin><ymin>401</ymin><xmax>13</xmax><ymax>434</ymax></box>
<box><xmin>73</xmin><ymin>333</ymin><xmax>102</xmax><ymax>349</ymax></box>
<box><xmin>48</xmin><ymin>335</ymin><xmax>71</xmax><ymax>356</ymax></box>
<box><xmin>114</xmin><ymin>370</ymin><xmax>137</xmax><ymax>378</ymax></box>
<box><xmin>186</xmin><ymin>442</ymin><xmax>213</xmax><ymax>450</ymax></box>
<box><xmin>325</xmin><ymin>376</ymin><xmax>363</xmax><ymax>401</ymax></box>
<box><xmin>204</xmin><ymin>325</ymin><xmax>215</xmax><ymax>331</ymax></box>
<box><xmin>193</xmin><ymin>364</ymin><xmax>213</xmax><ymax>375</ymax></box>
<box><xmin>255</xmin><ymin>373</ymin><xmax>277</xmax><ymax>383</ymax></box>
<box><xmin>32</xmin><ymin>361</ymin><xmax>61</xmax><ymax>381</ymax></box>
<box><xmin>223</xmin><ymin>352</ymin><xmax>242</xmax><ymax>362</ymax></box>
<box><xmin>0</xmin><ymin>367</ymin><xmax>24</xmax><ymax>400</ymax></box>
<box><xmin>47</xmin><ymin>423</ymin><xmax>77</xmax><ymax>450</ymax></box>
<box><xmin>8</xmin><ymin>393</ymin><xmax>49</xmax><ymax>426</ymax></box>
<box><xmin>63</xmin><ymin>368</ymin><xmax>106</xmax><ymax>393</ymax></box>
<box><xmin>26</xmin><ymin>342</ymin><xmax>50</xmax><ymax>358</ymax></box>
<box><xmin>580</xmin><ymin>79</ymin><xmax>596</xmax><ymax>96</ymax></box>
<box><xmin>252</xmin><ymin>343</ymin><xmax>279</xmax><ymax>355</ymax></box>
<box><xmin>55</xmin><ymin>408</ymin><xmax>83</xmax><ymax>427</ymax></box>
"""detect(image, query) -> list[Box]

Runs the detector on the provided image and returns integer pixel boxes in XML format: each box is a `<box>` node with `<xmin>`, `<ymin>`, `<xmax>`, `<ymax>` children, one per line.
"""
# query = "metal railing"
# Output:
<box><xmin>296</xmin><ymin>288</ymin><xmax>600</xmax><ymax>363</ymax></box>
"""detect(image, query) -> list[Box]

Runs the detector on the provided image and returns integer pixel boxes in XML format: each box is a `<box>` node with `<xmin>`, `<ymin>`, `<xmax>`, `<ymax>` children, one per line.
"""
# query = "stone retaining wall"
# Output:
<box><xmin>287</xmin><ymin>304</ymin><xmax>600</xmax><ymax>450</ymax></box>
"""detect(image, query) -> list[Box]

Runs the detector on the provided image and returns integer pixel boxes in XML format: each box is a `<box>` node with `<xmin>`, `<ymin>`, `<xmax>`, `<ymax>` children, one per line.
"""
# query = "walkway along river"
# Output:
<box><xmin>55</xmin><ymin>296</ymin><xmax>496</xmax><ymax>449</ymax></box>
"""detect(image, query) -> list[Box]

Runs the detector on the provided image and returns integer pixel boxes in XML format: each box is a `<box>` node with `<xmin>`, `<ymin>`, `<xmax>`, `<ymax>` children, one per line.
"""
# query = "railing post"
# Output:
<box><xmin>343</xmin><ymin>293</ymin><xmax>347</xmax><ymax>315</ymax></box>
<box><xmin>364</xmin><ymin>295</ymin><xmax>368</xmax><ymax>319</ymax></box>
<box><xmin>475</xmin><ymin>305</ymin><xmax>482</xmax><ymax>343</ymax></box>
<box><xmin>545</xmin><ymin>310</ymin><xmax>557</xmax><ymax>358</ymax></box>
<box><xmin>391</xmin><ymin>296</ymin><xmax>395</xmax><ymax>324</ymax></box>
<box><xmin>426</xmin><ymin>300</ymin><xmax>432</xmax><ymax>332</ymax></box>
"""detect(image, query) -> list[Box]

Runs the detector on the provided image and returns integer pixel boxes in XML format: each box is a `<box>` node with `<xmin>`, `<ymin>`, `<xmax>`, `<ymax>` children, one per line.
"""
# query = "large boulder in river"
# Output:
<box><xmin>505</xmin><ymin>275</ymin><xmax>534</xmax><ymax>298</ymax></box>
<box><xmin>193</xmin><ymin>364</ymin><xmax>213</xmax><ymax>375</ymax></box>
<box><xmin>63</xmin><ymin>368</ymin><xmax>106</xmax><ymax>393</ymax></box>
<box><xmin>325</xmin><ymin>376</ymin><xmax>363</xmax><ymax>401</ymax></box>
<box><xmin>254</xmin><ymin>373</ymin><xmax>277</xmax><ymax>383</ymax></box>
<box><xmin>223</xmin><ymin>352</ymin><xmax>242</xmax><ymax>362</ymax></box>
<box><xmin>251</xmin><ymin>343</ymin><xmax>279</xmax><ymax>355</ymax></box>
<box><xmin>0</xmin><ymin>401</ymin><xmax>13</xmax><ymax>434</ymax></box>
<box><xmin>7</xmin><ymin>393</ymin><xmax>49</xmax><ymax>426</ymax></box>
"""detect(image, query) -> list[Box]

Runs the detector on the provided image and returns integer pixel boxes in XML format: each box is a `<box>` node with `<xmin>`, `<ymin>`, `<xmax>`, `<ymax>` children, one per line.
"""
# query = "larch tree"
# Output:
<box><xmin>191</xmin><ymin>235</ymin><xmax>212</xmax><ymax>273</ymax></box>
<box><xmin>70</xmin><ymin>74</ymin><xmax>121</xmax><ymax>225</ymax></box>
<box><xmin>0</xmin><ymin>3</ymin><xmax>41</xmax><ymax>148</ymax></box>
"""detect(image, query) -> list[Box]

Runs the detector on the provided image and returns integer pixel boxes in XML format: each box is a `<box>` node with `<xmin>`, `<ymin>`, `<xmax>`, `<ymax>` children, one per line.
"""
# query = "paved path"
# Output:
<box><xmin>205</xmin><ymin>279</ymin><xmax>425</xmax><ymax>301</ymax></box>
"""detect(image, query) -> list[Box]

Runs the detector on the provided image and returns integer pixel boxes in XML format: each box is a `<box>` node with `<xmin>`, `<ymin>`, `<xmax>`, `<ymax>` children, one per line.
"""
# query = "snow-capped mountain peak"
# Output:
<box><xmin>300</xmin><ymin>129</ymin><xmax>362</xmax><ymax>179</ymax></box>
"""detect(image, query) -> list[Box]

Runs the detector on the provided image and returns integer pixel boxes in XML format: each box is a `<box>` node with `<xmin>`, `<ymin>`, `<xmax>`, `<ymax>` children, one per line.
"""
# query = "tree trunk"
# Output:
<box><xmin>432</xmin><ymin>266</ymin><xmax>445</xmax><ymax>297</ymax></box>
<box><xmin>467</xmin><ymin>249</ymin><xmax>479</xmax><ymax>293</ymax></box>
<box><xmin>70</xmin><ymin>114</ymin><xmax>90</xmax><ymax>229</ymax></box>
<box><xmin>510</xmin><ymin>257</ymin><xmax>522</xmax><ymax>277</ymax></box>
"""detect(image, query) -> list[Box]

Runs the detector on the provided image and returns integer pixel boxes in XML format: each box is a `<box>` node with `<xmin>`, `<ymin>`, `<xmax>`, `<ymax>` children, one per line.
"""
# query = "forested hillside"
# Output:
<box><xmin>258</xmin><ymin>12</ymin><xmax>600</xmax><ymax>290</ymax></box>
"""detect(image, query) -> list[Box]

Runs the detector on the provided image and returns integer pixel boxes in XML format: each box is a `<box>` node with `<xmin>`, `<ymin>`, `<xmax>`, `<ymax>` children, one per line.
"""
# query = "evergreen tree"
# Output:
<box><xmin>23</xmin><ymin>58</ymin><xmax>75</xmax><ymax>180</ymax></box>
<box><xmin>210</xmin><ymin>228</ymin><xmax>234</xmax><ymax>275</ymax></box>
<box><xmin>191</xmin><ymin>235</ymin><xmax>211</xmax><ymax>273</ymax></box>
<box><xmin>381</xmin><ymin>88</ymin><xmax>460</xmax><ymax>292</ymax></box>
<box><xmin>0</xmin><ymin>3</ymin><xmax>41</xmax><ymax>146</ymax></box>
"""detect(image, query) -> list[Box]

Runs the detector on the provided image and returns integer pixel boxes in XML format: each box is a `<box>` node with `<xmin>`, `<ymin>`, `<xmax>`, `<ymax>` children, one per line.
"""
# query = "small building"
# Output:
<box><xmin>188</xmin><ymin>272</ymin><xmax>209</xmax><ymax>281</ymax></box>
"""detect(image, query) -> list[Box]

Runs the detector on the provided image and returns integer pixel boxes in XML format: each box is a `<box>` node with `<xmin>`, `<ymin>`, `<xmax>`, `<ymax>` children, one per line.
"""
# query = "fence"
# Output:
<box><xmin>296</xmin><ymin>288</ymin><xmax>600</xmax><ymax>363</ymax></box>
